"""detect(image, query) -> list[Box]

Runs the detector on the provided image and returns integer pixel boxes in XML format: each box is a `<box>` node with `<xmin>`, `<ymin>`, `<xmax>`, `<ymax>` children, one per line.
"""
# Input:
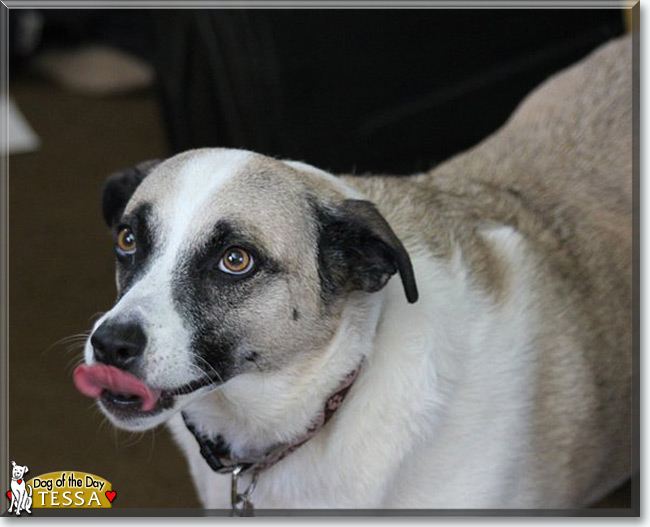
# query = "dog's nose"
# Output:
<box><xmin>91</xmin><ymin>321</ymin><xmax>147</xmax><ymax>370</ymax></box>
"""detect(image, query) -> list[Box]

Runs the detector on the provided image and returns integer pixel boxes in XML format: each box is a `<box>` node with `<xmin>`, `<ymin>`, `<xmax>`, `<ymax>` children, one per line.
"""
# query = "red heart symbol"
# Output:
<box><xmin>105</xmin><ymin>490</ymin><xmax>116</xmax><ymax>503</ymax></box>
<box><xmin>17</xmin><ymin>480</ymin><xmax>21</xmax><ymax>484</ymax></box>
<box><xmin>6</xmin><ymin>491</ymin><xmax>11</xmax><ymax>500</ymax></box>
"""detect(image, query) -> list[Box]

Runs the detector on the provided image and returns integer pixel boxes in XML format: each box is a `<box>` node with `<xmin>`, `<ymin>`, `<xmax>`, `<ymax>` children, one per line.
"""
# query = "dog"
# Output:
<box><xmin>74</xmin><ymin>35</ymin><xmax>632</xmax><ymax>509</ymax></box>
<box><xmin>8</xmin><ymin>462</ymin><xmax>32</xmax><ymax>515</ymax></box>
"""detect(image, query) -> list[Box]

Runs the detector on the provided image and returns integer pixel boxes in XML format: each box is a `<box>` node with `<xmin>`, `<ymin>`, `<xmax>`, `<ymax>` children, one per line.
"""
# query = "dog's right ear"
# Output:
<box><xmin>11</xmin><ymin>461</ymin><xmax>15</xmax><ymax>467</ymax></box>
<box><xmin>102</xmin><ymin>159</ymin><xmax>161</xmax><ymax>227</ymax></box>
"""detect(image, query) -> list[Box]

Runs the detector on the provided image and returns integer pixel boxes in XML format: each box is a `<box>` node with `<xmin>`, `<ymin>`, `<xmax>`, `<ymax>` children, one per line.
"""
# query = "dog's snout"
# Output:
<box><xmin>91</xmin><ymin>321</ymin><xmax>147</xmax><ymax>370</ymax></box>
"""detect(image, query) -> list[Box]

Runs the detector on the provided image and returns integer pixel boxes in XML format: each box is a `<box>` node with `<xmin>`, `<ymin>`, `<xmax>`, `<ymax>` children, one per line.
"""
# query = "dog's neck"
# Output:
<box><xmin>181</xmin><ymin>292</ymin><xmax>385</xmax><ymax>459</ymax></box>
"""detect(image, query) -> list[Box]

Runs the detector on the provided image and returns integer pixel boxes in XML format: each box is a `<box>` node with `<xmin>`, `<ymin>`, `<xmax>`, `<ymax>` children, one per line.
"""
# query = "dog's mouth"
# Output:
<box><xmin>73</xmin><ymin>363</ymin><xmax>218</xmax><ymax>419</ymax></box>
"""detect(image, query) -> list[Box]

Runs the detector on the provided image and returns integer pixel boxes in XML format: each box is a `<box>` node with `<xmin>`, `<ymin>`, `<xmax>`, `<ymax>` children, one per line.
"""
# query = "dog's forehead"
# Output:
<box><xmin>124</xmin><ymin>149</ymin><xmax>330</xmax><ymax>256</ymax></box>
<box><xmin>126</xmin><ymin>149</ymin><xmax>278</xmax><ymax>209</ymax></box>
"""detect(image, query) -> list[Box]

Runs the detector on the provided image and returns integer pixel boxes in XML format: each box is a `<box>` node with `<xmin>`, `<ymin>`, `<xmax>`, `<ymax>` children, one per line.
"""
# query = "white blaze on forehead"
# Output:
<box><xmin>158</xmin><ymin>149</ymin><xmax>255</xmax><ymax>265</ymax></box>
<box><xmin>92</xmin><ymin>149</ymin><xmax>256</xmax><ymax>389</ymax></box>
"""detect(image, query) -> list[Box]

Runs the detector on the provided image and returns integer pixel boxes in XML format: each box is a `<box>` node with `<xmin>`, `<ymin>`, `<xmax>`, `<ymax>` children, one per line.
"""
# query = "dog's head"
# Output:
<box><xmin>78</xmin><ymin>148</ymin><xmax>417</xmax><ymax>430</ymax></box>
<box><xmin>11</xmin><ymin>462</ymin><xmax>28</xmax><ymax>480</ymax></box>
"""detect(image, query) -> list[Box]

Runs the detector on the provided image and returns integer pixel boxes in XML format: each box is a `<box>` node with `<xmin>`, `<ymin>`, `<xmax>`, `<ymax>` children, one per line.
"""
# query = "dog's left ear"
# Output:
<box><xmin>102</xmin><ymin>159</ymin><xmax>161</xmax><ymax>227</ymax></box>
<box><xmin>317</xmin><ymin>199</ymin><xmax>419</xmax><ymax>304</ymax></box>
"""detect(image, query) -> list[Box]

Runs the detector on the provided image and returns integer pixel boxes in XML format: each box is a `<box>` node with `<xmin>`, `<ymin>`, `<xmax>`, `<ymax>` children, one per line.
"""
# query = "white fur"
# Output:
<box><xmin>156</xmin><ymin>149</ymin><xmax>253</xmax><ymax>268</ymax></box>
<box><xmin>84</xmin><ymin>150</ymin><xmax>255</xmax><ymax>429</ymax></box>
<box><xmin>167</xmin><ymin>226</ymin><xmax>561</xmax><ymax>508</ymax></box>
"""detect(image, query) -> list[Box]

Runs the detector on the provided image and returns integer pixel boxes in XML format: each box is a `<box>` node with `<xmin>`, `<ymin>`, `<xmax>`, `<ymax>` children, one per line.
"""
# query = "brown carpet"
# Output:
<box><xmin>9</xmin><ymin>73</ymin><xmax>199</xmax><ymax>509</ymax></box>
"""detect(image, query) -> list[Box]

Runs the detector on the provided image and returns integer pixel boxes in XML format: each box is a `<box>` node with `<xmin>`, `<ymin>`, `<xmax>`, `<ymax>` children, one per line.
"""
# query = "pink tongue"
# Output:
<box><xmin>73</xmin><ymin>363</ymin><xmax>161</xmax><ymax>412</ymax></box>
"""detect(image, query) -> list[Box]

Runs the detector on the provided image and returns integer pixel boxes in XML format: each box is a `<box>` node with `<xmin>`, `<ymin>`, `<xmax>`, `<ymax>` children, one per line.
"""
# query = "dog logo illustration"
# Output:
<box><xmin>6</xmin><ymin>461</ymin><xmax>33</xmax><ymax>515</ymax></box>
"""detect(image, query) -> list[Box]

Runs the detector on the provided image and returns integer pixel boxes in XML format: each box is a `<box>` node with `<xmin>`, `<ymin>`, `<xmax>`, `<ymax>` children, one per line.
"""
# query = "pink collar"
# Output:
<box><xmin>182</xmin><ymin>364</ymin><xmax>362</xmax><ymax>476</ymax></box>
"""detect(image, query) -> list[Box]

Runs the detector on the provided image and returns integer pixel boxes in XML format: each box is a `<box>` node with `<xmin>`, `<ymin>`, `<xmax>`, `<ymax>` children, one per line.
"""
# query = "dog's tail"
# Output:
<box><xmin>27</xmin><ymin>485</ymin><xmax>32</xmax><ymax>497</ymax></box>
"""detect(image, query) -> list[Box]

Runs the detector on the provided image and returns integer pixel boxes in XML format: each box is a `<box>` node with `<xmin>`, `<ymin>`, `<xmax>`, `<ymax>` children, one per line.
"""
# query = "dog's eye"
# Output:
<box><xmin>116</xmin><ymin>227</ymin><xmax>137</xmax><ymax>255</ymax></box>
<box><xmin>219</xmin><ymin>247</ymin><xmax>254</xmax><ymax>275</ymax></box>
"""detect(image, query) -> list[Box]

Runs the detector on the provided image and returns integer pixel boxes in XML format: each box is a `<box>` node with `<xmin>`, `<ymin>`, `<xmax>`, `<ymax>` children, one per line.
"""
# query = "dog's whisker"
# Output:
<box><xmin>111</xmin><ymin>425</ymin><xmax>120</xmax><ymax>449</ymax></box>
<box><xmin>88</xmin><ymin>311</ymin><xmax>107</xmax><ymax>323</ymax></box>
<box><xmin>62</xmin><ymin>348</ymin><xmax>88</xmax><ymax>364</ymax></box>
<box><xmin>63</xmin><ymin>340</ymin><xmax>87</xmax><ymax>350</ymax></box>
<box><xmin>120</xmin><ymin>431</ymin><xmax>146</xmax><ymax>449</ymax></box>
<box><xmin>190</xmin><ymin>355</ymin><xmax>216</xmax><ymax>378</ymax></box>
<box><xmin>65</xmin><ymin>355</ymin><xmax>87</xmax><ymax>375</ymax></box>
<box><xmin>63</xmin><ymin>342</ymin><xmax>87</xmax><ymax>356</ymax></box>
<box><xmin>90</xmin><ymin>406</ymin><xmax>103</xmax><ymax>422</ymax></box>
<box><xmin>191</xmin><ymin>354</ymin><xmax>224</xmax><ymax>386</ymax></box>
<box><xmin>41</xmin><ymin>332</ymin><xmax>91</xmax><ymax>357</ymax></box>
<box><xmin>147</xmin><ymin>428</ymin><xmax>158</xmax><ymax>463</ymax></box>
<box><xmin>88</xmin><ymin>402</ymin><xmax>104</xmax><ymax>420</ymax></box>
<box><xmin>96</xmin><ymin>413</ymin><xmax>111</xmax><ymax>434</ymax></box>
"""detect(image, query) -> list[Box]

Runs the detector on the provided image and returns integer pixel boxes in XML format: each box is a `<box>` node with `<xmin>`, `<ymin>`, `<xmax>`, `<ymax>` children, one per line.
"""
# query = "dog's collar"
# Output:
<box><xmin>182</xmin><ymin>363</ymin><xmax>362</xmax><ymax>478</ymax></box>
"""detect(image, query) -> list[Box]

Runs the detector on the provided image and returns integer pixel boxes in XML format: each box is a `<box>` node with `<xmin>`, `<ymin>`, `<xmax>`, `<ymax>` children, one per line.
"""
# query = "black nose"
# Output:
<box><xmin>91</xmin><ymin>321</ymin><xmax>147</xmax><ymax>370</ymax></box>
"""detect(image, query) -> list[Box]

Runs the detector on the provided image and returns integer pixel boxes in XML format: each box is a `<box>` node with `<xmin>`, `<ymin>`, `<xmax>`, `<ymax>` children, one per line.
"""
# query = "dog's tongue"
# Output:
<box><xmin>73</xmin><ymin>363</ymin><xmax>161</xmax><ymax>412</ymax></box>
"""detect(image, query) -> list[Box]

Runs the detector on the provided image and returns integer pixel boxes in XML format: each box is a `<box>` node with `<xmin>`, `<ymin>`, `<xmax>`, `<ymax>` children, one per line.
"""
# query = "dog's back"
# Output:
<box><xmin>344</xmin><ymin>35</ymin><xmax>632</xmax><ymax>506</ymax></box>
<box><xmin>472</xmin><ymin>33</ymin><xmax>633</xmax><ymax>507</ymax></box>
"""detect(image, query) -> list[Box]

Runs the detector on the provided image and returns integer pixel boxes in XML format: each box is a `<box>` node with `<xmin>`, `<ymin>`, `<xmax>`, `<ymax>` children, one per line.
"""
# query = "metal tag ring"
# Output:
<box><xmin>231</xmin><ymin>465</ymin><xmax>259</xmax><ymax>512</ymax></box>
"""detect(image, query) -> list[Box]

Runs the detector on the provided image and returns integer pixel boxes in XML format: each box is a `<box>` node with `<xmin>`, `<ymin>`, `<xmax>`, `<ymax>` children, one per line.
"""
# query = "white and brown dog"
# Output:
<box><xmin>74</xmin><ymin>36</ymin><xmax>633</xmax><ymax>509</ymax></box>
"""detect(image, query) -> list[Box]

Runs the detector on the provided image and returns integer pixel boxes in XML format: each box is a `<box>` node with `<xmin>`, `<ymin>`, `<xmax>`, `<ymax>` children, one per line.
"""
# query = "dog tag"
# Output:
<box><xmin>230</xmin><ymin>466</ymin><xmax>258</xmax><ymax>516</ymax></box>
<box><xmin>231</xmin><ymin>494</ymin><xmax>255</xmax><ymax>516</ymax></box>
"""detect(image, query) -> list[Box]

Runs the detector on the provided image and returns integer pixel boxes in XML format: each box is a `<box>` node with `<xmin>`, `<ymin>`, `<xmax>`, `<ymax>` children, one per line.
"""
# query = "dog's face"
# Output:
<box><xmin>12</xmin><ymin>462</ymin><xmax>28</xmax><ymax>481</ymax></box>
<box><xmin>81</xmin><ymin>149</ymin><xmax>417</xmax><ymax>430</ymax></box>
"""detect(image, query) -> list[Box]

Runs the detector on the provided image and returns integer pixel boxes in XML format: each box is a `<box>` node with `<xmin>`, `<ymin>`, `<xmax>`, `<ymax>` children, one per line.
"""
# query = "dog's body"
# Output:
<box><xmin>77</xmin><ymin>36</ymin><xmax>632</xmax><ymax>509</ymax></box>
<box><xmin>8</xmin><ymin>462</ymin><xmax>32</xmax><ymax>515</ymax></box>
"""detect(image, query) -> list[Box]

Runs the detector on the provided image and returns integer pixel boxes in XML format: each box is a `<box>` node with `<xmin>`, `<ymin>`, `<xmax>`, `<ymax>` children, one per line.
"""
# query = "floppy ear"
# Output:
<box><xmin>317</xmin><ymin>199</ymin><xmax>418</xmax><ymax>304</ymax></box>
<box><xmin>102</xmin><ymin>159</ymin><xmax>161</xmax><ymax>227</ymax></box>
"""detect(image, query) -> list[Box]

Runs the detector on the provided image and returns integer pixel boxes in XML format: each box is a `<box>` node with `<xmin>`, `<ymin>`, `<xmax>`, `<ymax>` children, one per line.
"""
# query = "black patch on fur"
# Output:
<box><xmin>317</xmin><ymin>199</ymin><xmax>419</xmax><ymax>304</ymax></box>
<box><xmin>102</xmin><ymin>159</ymin><xmax>160</xmax><ymax>228</ymax></box>
<box><xmin>292</xmin><ymin>308</ymin><xmax>300</xmax><ymax>321</ymax></box>
<box><xmin>114</xmin><ymin>203</ymin><xmax>156</xmax><ymax>294</ymax></box>
<box><xmin>171</xmin><ymin>220</ymin><xmax>282</xmax><ymax>379</ymax></box>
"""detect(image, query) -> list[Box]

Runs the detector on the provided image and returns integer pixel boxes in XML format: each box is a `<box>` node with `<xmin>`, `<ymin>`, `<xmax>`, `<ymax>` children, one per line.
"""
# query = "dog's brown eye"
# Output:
<box><xmin>219</xmin><ymin>247</ymin><xmax>254</xmax><ymax>275</ymax></box>
<box><xmin>116</xmin><ymin>227</ymin><xmax>137</xmax><ymax>255</ymax></box>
